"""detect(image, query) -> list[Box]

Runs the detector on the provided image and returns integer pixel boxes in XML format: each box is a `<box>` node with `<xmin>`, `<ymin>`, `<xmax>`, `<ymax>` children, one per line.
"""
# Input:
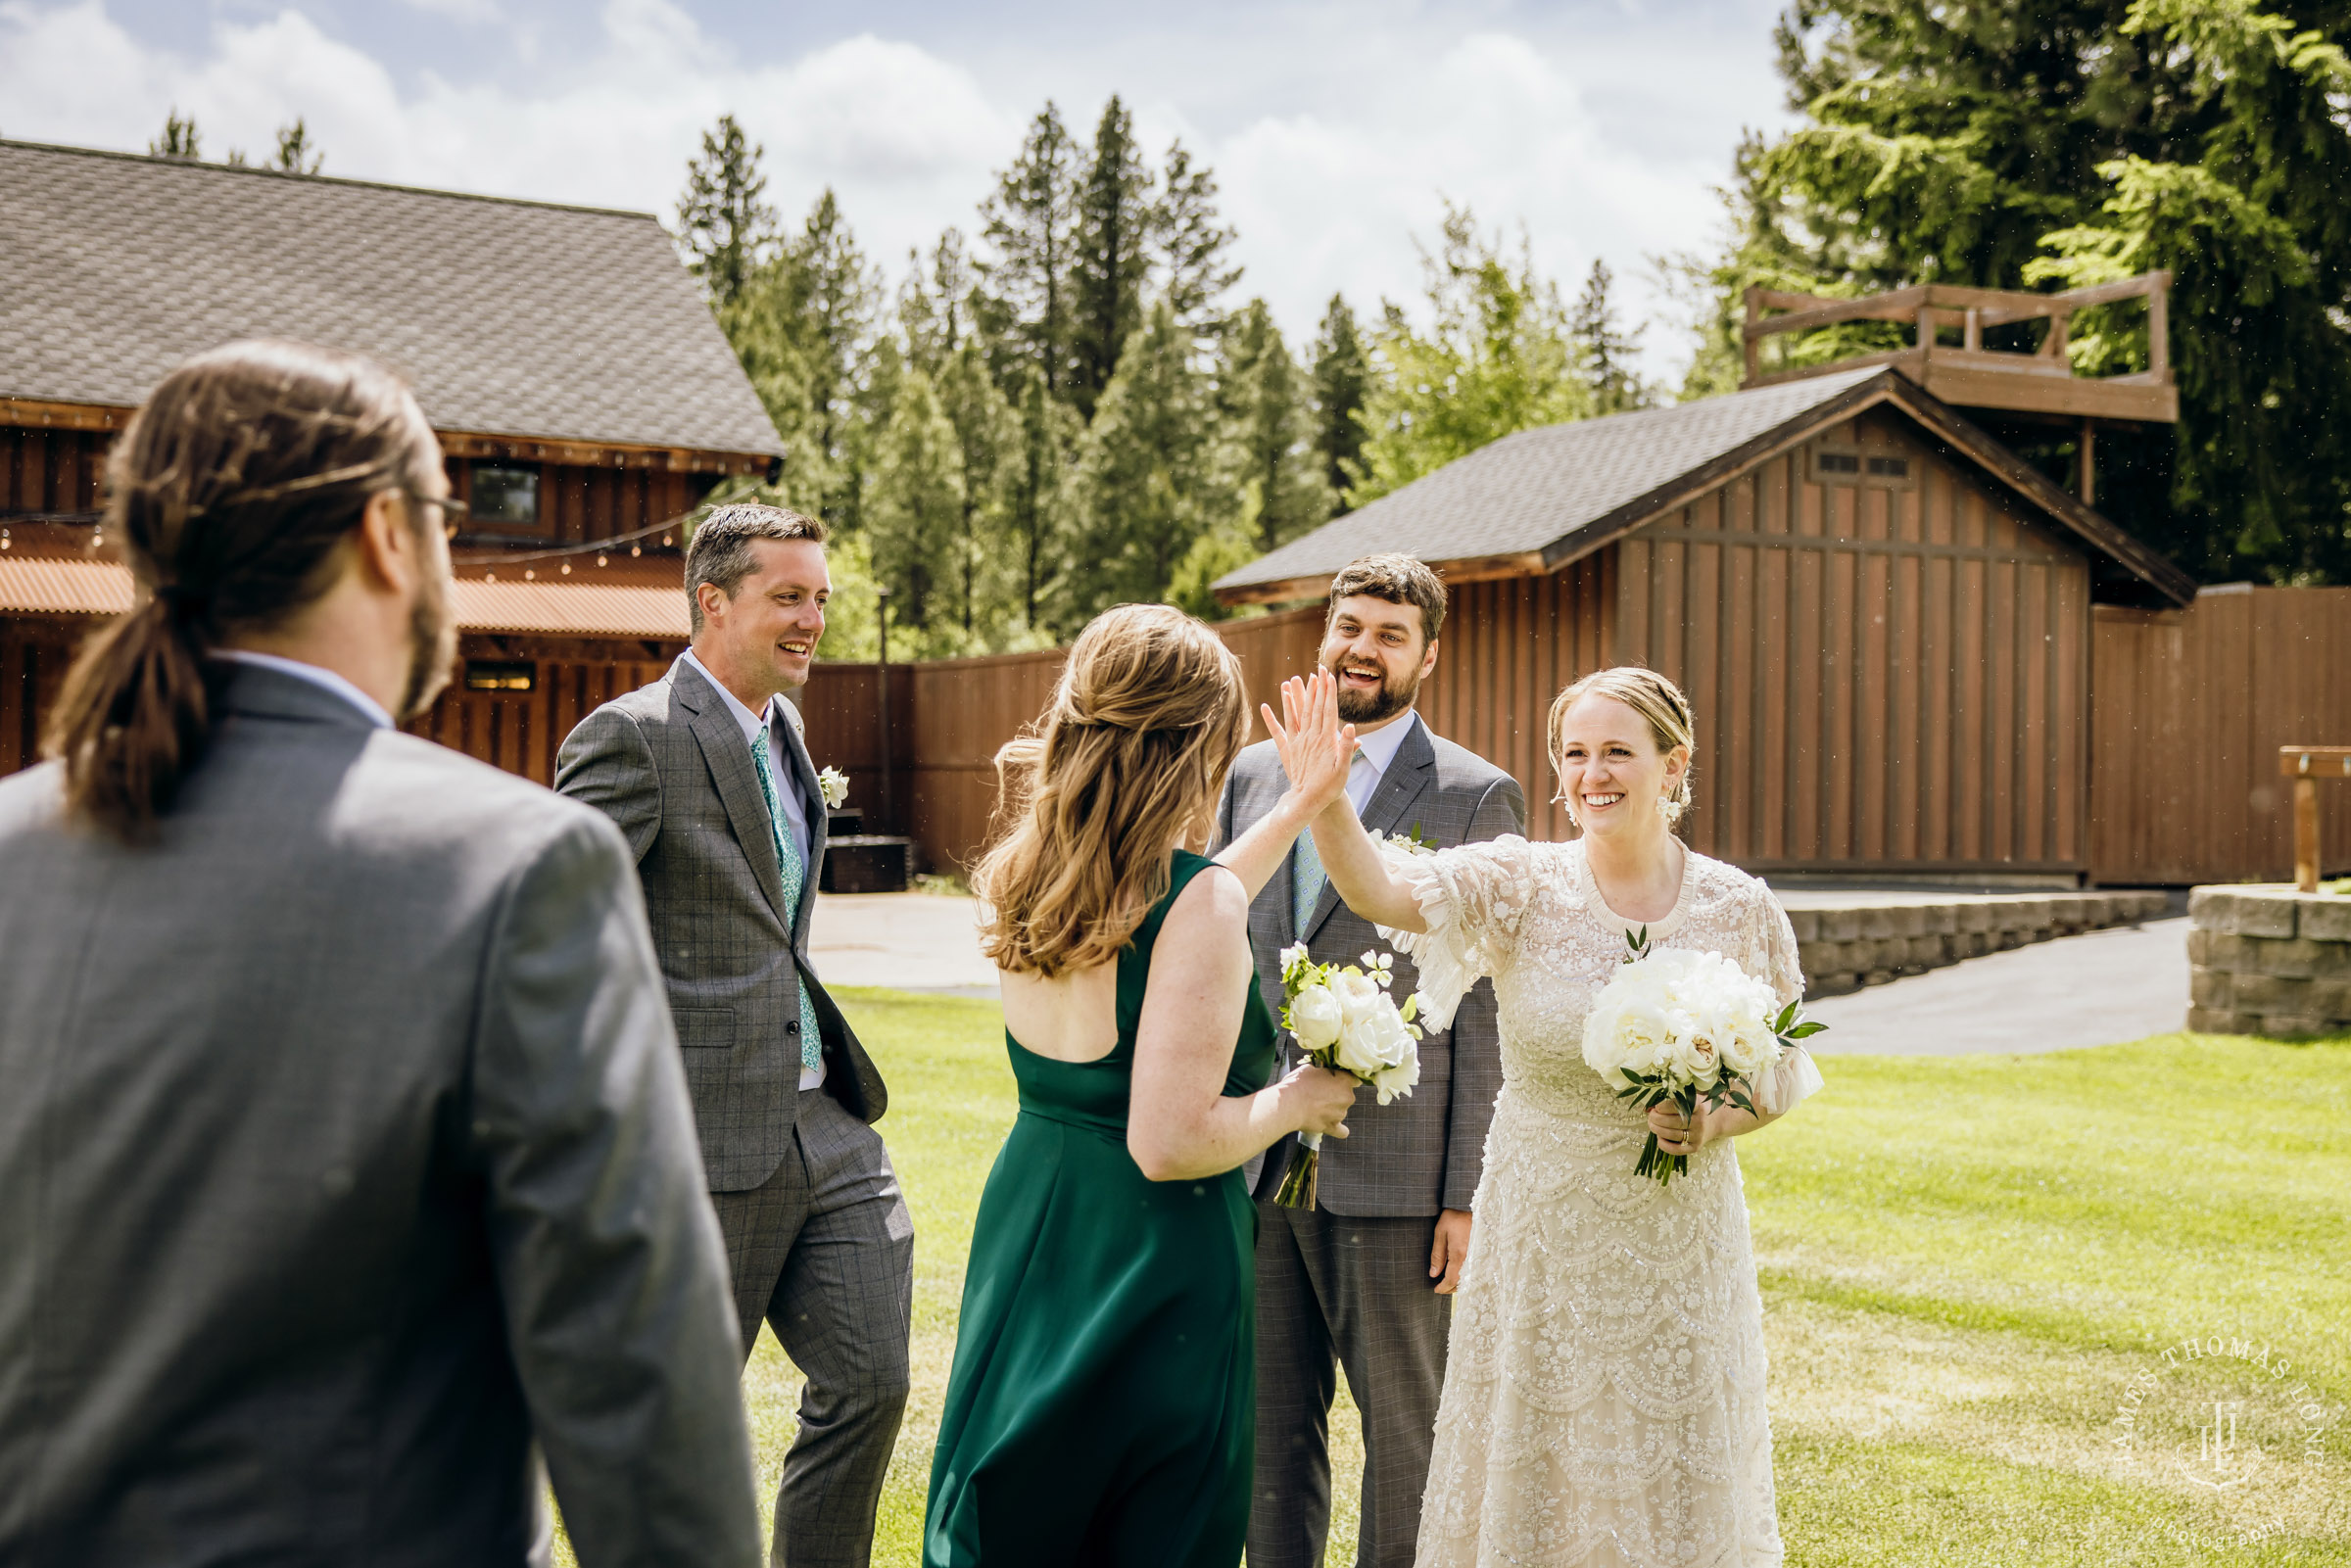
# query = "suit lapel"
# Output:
<box><xmin>772</xmin><ymin>701</ymin><xmax>829</xmax><ymax>947</ymax></box>
<box><xmin>675</xmin><ymin>658</ymin><xmax>791</xmax><ymax>930</ymax></box>
<box><xmin>1302</xmin><ymin>714</ymin><xmax>1435</xmax><ymax>943</ymax></box>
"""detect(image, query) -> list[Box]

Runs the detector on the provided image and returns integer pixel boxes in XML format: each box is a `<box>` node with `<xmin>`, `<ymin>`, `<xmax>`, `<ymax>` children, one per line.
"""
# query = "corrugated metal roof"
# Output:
<box><xmin>0</xmin><ymin>557</ymin><xmax>690</xmax><ymax>640</ymax></box>
<box><xmin>450</xmin><ymin>578</ymin><xmax>689</xmax><ymax>638</ymax></box>
<box><xmin>1216</xmin><ymin>369</ymin><xmax>1885</xmax><ymax>591</ymax></box>
<box><xmin>0</xmin><ymin>139</ymin><xmax>783</xmax><ymax>458</ymax></box>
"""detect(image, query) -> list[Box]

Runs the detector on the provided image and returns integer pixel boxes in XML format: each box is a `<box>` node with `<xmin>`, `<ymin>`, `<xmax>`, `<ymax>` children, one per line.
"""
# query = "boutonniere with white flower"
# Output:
<box><xmin>817</xmin><ymin>766</ymin><xmax>850</xmax><ymax>811</ymax></box>
<box><xmin>1367</xmin><ymin>823</ymin><xmax>1439</xmax><ymax>859</ymax></box>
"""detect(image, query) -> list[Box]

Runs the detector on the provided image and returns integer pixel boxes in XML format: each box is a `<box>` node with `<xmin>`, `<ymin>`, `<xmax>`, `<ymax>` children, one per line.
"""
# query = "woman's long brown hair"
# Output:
<box><xmin>44</xmin><ymin>340</ymin><xmax>438</xmax><ymax>841</ymax></box>
<box><xmin>974</xmin><ymin>604</ymin><xmax>1249</xmax><ymax>976</ymax></box>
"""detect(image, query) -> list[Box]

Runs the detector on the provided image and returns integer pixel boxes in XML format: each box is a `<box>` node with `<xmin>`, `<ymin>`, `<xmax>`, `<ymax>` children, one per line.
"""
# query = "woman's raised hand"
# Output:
<box><xmin>1263</xmin><ymin>667</ymin><xmax>1357</xmax><ymax>814</ymax></box>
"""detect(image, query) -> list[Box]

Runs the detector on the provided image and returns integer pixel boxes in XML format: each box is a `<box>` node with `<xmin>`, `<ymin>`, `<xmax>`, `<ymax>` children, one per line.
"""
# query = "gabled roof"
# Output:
<box><xmin>1215</xmin><ymin>367</ymin><xmax>2195</xmax><ymax>606</ymax></box>
<box><xmin>0</xmin><ymin>139</ymin><xmax>783</xmax><ymax>460</ymax></box>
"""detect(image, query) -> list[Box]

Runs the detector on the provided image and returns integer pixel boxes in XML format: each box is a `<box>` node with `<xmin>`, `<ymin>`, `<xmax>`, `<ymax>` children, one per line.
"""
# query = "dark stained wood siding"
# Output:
<box><xmin>1</xmin><ymin>427</ymin><xmax>109</xmax><ymax>518</ymax></box>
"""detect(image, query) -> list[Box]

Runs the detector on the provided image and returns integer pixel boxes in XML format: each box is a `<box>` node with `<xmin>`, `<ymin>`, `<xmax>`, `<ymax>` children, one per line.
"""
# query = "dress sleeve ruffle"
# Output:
<box><xmin>1377</xmin><ymin>834</ymin><xmax>1537</xmax><ymax>1032</ymax></box>
<box><xmin>1750</xmin><ymin>882</ymin><xmax>1822</xmax><ymax>1114</ymax></box>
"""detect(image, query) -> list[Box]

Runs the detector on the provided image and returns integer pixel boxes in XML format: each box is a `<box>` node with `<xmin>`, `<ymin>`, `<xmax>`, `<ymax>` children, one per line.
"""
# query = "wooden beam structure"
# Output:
<box><xmin>2280</xmin><ymin>745</ymin><xmax>2351</xmax><ymax>892</ymax></box>
<box><xmin>1741</xmin><ymin>272</ymin><xmax>2179</xmax><ymax>425</ymax></box>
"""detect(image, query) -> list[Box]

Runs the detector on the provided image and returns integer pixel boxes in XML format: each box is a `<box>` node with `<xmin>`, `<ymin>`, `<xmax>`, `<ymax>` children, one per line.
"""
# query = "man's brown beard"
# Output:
<box><xmin>398</xmin><ymin>566</ymin><xmax>458</xmax><ymax>721</ymax></box>
<box><xmin>1328</xmin><ymin>656</ymin><xmax>1420</xmax><ymax>726</ymax></box>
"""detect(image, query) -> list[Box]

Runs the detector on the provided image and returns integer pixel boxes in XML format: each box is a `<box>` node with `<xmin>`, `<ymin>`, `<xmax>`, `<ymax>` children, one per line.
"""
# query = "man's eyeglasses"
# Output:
<box><xmin>401</xmin><ymin>489</ymin><xmax>472</xmax><ymax>540</ymax></box>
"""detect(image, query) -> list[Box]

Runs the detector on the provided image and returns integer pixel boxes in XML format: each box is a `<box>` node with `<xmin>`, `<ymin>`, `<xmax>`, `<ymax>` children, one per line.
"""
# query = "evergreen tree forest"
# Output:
<box><xmin>672</xmin><ymin>103</ymin><xmax>1648</xmax><ymax>655</ymax></box>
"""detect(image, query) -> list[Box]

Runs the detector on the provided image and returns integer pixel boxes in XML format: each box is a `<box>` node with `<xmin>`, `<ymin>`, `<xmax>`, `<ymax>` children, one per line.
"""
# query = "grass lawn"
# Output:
<box><xmin>567</xmin><ymin>994</ymin><xmax>2351</xmax><ymax>1566</ymax></box>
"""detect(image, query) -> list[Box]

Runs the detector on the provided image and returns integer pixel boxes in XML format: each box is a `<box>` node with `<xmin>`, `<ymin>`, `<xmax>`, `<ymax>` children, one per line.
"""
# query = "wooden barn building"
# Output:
<box><xmin>0</xmin><ymin>138</ymin><xmax>782</xmax><ymax>790</ymax></box>
<box><xmin>1207</xmin><ymin>280</ymin><xmax>2250</xmax><ymax>888</ymax></box>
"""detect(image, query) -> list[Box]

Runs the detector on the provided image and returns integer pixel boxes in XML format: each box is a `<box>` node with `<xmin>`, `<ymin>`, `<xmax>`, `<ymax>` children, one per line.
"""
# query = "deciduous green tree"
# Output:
<box><xmin>1348</xmin><ymin>205</ymin><xmax>1593</xmax><ymax>507</ymax></box>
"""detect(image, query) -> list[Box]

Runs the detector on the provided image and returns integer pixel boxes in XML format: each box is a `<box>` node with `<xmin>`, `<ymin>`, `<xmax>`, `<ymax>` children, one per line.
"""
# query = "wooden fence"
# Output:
<box><xmin>7</xmin><ymin>585</ymin><xmax>2347</xmax><ymax>885</ymax></box>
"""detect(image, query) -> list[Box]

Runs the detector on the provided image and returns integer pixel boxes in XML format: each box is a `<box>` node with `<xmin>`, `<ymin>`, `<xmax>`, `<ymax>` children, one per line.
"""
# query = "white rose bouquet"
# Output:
<box><xmin>1273</xmin><ymin>942</ymin><xmax>1423</xmax><ymax>1209</ymax></box>
<box><xmin>1581</xmin><ymin>928</ymin><xmax>1825</xmax><ymax>1187</ymax></box>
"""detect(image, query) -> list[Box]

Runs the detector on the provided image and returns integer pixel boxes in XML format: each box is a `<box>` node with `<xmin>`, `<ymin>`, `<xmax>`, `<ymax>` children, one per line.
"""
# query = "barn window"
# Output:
<box><xmin>1817</xmin><ymin>451</ymin><xmax>1860</xmax><ymax>474</ymax></box>
<box><xmin>470</xmin><ymin>465</ymin><xmax>542</xmax><ymax>528</ymax></box>
<box><xmin>464</xmin><ymin>659</ymin><xmax>536</xmax><ymax>691</ymax></box>
<box><xmin>1812</xmin><ymin>446</ymin><xmax>1914</xmax><ymax>488</ymax></box>
<box><xmin>1867</xmin><ymin>455</ymin><xmax>1911</xmax><ymax>479</ymax></box>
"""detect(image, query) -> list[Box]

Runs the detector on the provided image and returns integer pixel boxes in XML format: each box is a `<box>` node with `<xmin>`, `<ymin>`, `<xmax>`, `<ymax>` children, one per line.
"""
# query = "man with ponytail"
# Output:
<box><xmin>0</xmin><ymin>342</ymin><xmax>759</xmax><ymax>1566</ymax></box>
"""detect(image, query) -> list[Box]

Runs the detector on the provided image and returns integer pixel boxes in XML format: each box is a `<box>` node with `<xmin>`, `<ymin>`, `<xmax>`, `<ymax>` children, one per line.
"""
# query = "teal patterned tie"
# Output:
<box><xmin>750</xmin><ymin>726</ymin><xmax>825</xmax><ymax>1075</ymax></box>
<box><xmin>1293</xmin><ymin>744</ymin><xmax>1367</xmax><ymax>934</ymax></box>
<box><xmin>1292</xmin><ymin>827</ymin><xmax>1326</xmax><ymax>935</ymax></box>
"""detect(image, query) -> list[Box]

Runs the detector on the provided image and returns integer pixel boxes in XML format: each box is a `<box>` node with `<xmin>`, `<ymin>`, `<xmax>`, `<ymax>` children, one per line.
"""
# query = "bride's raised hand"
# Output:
<box><xmin>1263</xmin><ymin>667</ymin><xmax>1355</xmax><ymax>813</ymax></box>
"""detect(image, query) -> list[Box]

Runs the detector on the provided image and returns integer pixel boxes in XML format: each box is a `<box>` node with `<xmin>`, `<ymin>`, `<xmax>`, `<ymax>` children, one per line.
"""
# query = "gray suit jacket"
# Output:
<box><xmin>1215</xmin><ymin>715</ymin><xmax>1525</xmax><ymax>1216</ymax></box>
<box><xmin>555</xmin><ymin>655</ymin><xmax>887</xmax><ymax>1195</ymax></box>
<box><xmin>0</xmin><ymin>664</ymin><xmax>758</xmax><ymax>1568</ymax></box>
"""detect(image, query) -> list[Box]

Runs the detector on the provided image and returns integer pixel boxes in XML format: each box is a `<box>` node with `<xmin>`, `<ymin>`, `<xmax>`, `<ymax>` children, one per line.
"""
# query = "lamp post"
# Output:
<box><xmin>875</xmin><ymin>584</ymin><xmax>892</xmax><ymax>833</ymax></box>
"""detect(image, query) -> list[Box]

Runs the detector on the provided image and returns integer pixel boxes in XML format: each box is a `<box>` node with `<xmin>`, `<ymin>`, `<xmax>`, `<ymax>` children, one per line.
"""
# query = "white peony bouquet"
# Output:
<box><xmin>1581</xmin><ymin>928</ymin><xmax>1825</xmax><ymax>1187</ymax></box>
<box><xmin>1273</xmin><ymin>943</ymin><xmax>1423</xmax><ymax>1209</ymax></box>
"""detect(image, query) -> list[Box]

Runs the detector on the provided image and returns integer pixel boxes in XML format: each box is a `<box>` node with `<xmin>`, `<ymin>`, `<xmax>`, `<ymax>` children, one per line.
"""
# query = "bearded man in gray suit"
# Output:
<box><xmin>1213</xmin><ymin>553</ymin><xmax>1525</xmax><ymax>1568</ymax></box>
<box><xmin>556</xmin><ymin>504</ymin><xmax>912</xmax><ymax>1568</ymax></box>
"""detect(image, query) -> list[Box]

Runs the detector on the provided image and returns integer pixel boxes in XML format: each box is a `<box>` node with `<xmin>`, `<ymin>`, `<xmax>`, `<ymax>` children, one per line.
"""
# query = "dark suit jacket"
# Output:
<box><xmin>554</xmin><ymin>656</ymin><xmax>887</xmax><ymax>1195</ymax></box>
<box><xmin>0</xmin><ymin>664</ymin><xmax>758</xmax><ymax>1568</ymax></box>
<box><xmin>1215</xmin><ymin>714</ymin><xmax>1525</xmax><ymax>1216</ymax></box>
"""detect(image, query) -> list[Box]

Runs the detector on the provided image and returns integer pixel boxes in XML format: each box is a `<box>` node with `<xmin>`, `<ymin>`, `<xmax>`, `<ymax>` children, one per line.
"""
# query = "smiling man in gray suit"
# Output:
<box><xmin>556</xmin><ymin>504</ymin><xmax>912</xmax><ymax>1568</ymax></box>
<box><xmin>1214</xmin><ymin>553</ymin><xmax>1525</xmax><ymax>1568</ymax></box>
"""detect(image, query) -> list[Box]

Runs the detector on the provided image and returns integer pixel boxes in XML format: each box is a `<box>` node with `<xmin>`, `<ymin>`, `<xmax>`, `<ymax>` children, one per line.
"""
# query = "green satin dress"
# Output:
<box><xmin>924</xmin><ymin>851</ymin><xmax>1279</xmax><ymax>1568</ymax></box>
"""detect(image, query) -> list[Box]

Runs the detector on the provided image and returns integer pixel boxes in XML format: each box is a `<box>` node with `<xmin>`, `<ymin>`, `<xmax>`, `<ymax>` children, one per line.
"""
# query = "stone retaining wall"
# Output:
<box><xmin>1789</xmin><ymin>891</ymin><xmax>2171</xmax><ymax>999</ymax></box>
<box><xmin>2185</xmin><ymin>886</ymin><xmax>2351</xmax><ymax>1036</ymax></box>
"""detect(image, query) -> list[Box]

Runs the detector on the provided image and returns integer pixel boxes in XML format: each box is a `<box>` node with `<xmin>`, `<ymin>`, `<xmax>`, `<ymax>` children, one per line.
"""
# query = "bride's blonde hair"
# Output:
<box><xmin>975</xmin><ymin>604</ymin><xmax>1249</xmax><ymax>977</ymax></box>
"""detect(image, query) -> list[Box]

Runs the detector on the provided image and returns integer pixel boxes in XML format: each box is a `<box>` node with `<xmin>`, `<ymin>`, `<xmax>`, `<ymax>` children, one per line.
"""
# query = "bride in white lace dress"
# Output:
<box><xmin>1268</xmin><ymin>665</ymin><xmax>1822</xmax><ymax>1568</ymax></box>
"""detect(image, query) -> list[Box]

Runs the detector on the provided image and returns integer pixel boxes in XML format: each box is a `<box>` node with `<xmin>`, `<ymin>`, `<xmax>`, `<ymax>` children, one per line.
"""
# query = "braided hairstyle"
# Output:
<box><xmin>975</xmin><ymin>604</ymin><xmax>1249</xmax><ymax>976</ymax></box>
<box><xmin>44</xmin><ymin>340</ymin><xmax>443</xmax><ymax>841</ymax></box>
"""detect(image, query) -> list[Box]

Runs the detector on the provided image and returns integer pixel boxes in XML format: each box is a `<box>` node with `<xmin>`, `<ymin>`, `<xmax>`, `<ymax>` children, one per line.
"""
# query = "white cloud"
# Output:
<box><xmin>0</xmin><ymin>1</ymin><xmax>1787</xmax><ymax>380</ymax></box>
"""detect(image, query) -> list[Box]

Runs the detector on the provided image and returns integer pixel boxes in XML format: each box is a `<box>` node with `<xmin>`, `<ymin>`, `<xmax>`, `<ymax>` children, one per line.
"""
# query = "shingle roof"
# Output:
<box><xmin>0</xmin><ymin>140</ymin><xmax>783</xmax><ymax>458</ymax></box>
<box><xmin>1219</xmin><ymin>369</ymin><xmax>1886</xmax><ymax>594</ymax></box>
<box><xmin>0</xmin><ymin>556</ymin><xmax>690</xmax><ymax>640</ymax></box>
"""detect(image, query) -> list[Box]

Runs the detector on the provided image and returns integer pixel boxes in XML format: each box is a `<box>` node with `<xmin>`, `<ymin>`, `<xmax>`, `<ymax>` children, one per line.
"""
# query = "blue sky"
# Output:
<box><xmin>1</xmin><ymin>0</ymin><xmax>1800</xmax><ymax>381</ymax></box>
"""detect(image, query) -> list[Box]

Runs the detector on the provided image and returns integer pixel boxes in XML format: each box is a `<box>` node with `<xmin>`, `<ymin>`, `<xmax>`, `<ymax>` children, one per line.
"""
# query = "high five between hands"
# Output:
<box><xmin>1262</xmin><ymin>668</ymin><xmax>1428</xmax><ymax>935</ymax></box>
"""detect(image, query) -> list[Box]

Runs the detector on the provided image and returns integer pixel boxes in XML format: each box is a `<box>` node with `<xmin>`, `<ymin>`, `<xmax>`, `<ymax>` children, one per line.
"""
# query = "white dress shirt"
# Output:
<box><xmin>211</xmin><ymin>649</ymin><xmax>395</xmax><ymax>730</ymax></box>
<box><xmin>681</xmin><ymin>649</ymin><xmax>825</xmax><ymax>1090</ymax></box>
<box><xmin>1347</xmin><ymin>709</ymin><xmax>1422</xmax><ymax>816</ymax></box>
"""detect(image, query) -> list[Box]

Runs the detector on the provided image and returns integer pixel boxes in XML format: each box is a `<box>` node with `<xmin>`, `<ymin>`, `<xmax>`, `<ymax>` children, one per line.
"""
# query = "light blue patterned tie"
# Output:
<box><xmin>1292</xmin><ymin>745</ymin><xmax>1366</xmax><ymax>933</ymax></box>
<box><xmin>750</xmin><ymin>726</ymin><xmax>825</xmax><ymax>1075</ymax></box>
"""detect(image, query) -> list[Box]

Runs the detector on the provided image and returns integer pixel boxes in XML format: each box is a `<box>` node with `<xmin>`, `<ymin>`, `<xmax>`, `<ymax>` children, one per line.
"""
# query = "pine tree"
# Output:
<box><xmin>936</xmin><ymin>345</ymin><xmax>1023</xmax><ymax>641</ymax></box>
<box><xmin>1063</xmin><ymin>300</ymin><xmax>1237</xmax><ymax>620</ymax></box>
<box><xmin>1222</xmin><ymin>300</ymin><xmax>1335</xmax><ymax>551</ymax></box>
<box><xmin>150</xmin><ymin>110</ymin><xmax>201</xmax><ymax>161</ymax></box>
<box><xmin>676</xmin><ymin>114</ymin><xmax>777</xmax><ymax>309</ymax></box>
<box><xmin>864</xmin><ymin>366</ymin><xmax>966</xmax><ymax>644</ymax></box>
<box><xmin>1070</xmin><ymin>97</ymin><xmax>1154</xmax><ymax>420</ymax></box>
<box><xmin>1718</xmin><ymin>0</ymin><xmax>2351</xmax><ymax>582</ymax></box>
<box><xmin>1310</xmin><ymin>294</ymin><xmax>1371</xmax><ymax>510</ymax></box>
<box><xmin>1349</xmin><ymin>204</ymin><xmax>1593</xmax><ymax>507</ymax></box>
<box><xmin>1154</xmin><ymin>139</ymin><xmax>1242</xmax><ymax>344</ymax></box>
<box><xmin>1571</xmin><ymin>261</ymin><xmax>1649</xmax><ymax>415</ymax></box>
<box><xmin>272</xmin><ymin>119</ymin><xmax>323</xmax><ymax>175</ymax></box>
<box><xmin>1007</xmin><ymin>365</ymin><xmax>1080</xmax><ymax>635</ymax></box>
<box><xmin>976</xmin><ymin>105</ymin><xmax>1080</xmax><ymax>403</ymax></box>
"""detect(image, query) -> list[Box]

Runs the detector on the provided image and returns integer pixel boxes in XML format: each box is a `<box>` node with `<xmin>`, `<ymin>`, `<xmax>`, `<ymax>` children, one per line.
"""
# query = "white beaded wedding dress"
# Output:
<box><xmin>1386</xmin><ymin>834</ymin><xmax>1822</xmax><ymax>1568</ymax></box>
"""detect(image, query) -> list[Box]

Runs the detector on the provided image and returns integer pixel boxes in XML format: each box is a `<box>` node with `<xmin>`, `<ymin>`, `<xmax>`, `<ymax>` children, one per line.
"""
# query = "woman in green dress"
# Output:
<box><xmin>925</xmin><ymin>606</ymin><xmax>1360</xmax><ymax>1568</ymax></box>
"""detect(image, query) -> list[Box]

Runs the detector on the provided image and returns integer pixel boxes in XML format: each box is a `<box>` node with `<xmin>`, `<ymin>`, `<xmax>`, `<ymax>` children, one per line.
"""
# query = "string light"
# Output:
<box><xmin>559</xmin><ymin>562</ymin><xmax>571</xmax><ymax>575</ymax></box>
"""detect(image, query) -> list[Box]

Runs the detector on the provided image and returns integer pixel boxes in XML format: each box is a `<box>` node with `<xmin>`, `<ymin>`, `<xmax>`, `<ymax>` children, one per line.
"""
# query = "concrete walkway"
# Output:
<box><xmin>811</xmin><ymin>892</ymin><xmax>2195</xmax><ymax>1054</ymax></box>
<box><xmin>1799</xmin><ymin>916</ymin><xmax>2189</xmax><ymax>1054</ymax></box>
